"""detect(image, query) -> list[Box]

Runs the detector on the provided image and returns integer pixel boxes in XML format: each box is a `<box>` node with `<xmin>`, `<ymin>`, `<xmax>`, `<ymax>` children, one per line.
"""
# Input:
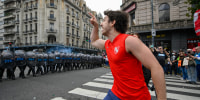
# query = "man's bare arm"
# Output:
<box><xmin>89</xmin><ymin>13</ymin><xmax>105</xmax><ymax>50</ymax></box>
<box><xmin>125</xmin><ymin>36</ymin><xmax>166</xmax><ymax>100</ymax></box>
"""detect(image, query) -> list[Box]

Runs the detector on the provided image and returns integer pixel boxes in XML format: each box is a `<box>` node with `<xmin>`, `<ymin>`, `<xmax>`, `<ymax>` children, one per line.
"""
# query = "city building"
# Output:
<box><xmin>0</xmin><ymin>0</ymin><xmax>104</xmax><ymax>50</ymax></box>
<box><xmin>121</xmin><ymin>0</ymin><xmax>199</xmax><ymax>51</ymax></box>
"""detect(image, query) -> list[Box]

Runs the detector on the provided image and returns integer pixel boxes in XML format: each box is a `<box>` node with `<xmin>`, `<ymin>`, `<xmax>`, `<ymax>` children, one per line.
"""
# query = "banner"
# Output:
<box><xmin>194</xmin><ymin>9</ymin><xmax>200</xmax><ymax>36</ymax></box>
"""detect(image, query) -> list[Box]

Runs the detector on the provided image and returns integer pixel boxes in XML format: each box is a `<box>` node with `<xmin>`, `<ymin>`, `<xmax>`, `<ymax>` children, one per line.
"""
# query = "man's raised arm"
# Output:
<box><xmin>89</xmin><ymin>13</ymin><xmax>105</xmax><ymax>50</ymax></box>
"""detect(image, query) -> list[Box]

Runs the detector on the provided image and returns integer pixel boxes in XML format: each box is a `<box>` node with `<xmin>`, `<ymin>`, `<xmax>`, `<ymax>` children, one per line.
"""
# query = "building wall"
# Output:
<box><xmin>0</xmin><ymin>1</ymin><xmax>4</xmax><ymax>48</ymax></box>
<box><xmin>0</xmin><ymin>0</ymin><xmax>104</xmax><ymax>50</ymax></box>
<box><xmin>132</xmin><ymin>0</ymin><xmax>191</xmax><ymax>26</ymax></box>
<box><xmin>121</xmin><ymin>0</ymin><xmax>198</xmax><ymax>51</ymax></box>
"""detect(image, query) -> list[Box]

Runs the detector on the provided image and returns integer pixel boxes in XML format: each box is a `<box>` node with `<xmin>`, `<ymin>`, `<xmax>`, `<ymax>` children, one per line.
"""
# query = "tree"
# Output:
<box><xmin>185</xmin><ymin>0</ymin><xmax>200</xmax><ymax>19</ymax></box>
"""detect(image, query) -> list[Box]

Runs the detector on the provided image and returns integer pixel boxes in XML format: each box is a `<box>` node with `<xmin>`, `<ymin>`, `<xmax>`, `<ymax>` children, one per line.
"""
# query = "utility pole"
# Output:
<box><xmin>151</xmin><ymin>0</ymin><xmax>156</xmax><ymax>47</ymax></box>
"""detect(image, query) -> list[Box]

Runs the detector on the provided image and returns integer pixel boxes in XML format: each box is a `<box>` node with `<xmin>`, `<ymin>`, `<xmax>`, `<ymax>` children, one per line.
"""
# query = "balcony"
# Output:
<box><xmin>48</xmin><ymin>17</ymin><xmax>56</xmax><ymax>21</ymax></box>
<box><xmin>28</xmin><ymin>5</ymin><xmax>33</xmax><ymax>10</ymax></box>
<box><xmin>24</xmin><ymin>7</ymin><xmax>28</xmax><ymax>12</ymax></box>
<box><xmin>4</xmin><ymin>5</ymin><xmax>16</xmax><ymax>11</ymax></box>
<box><xmin>3</xmin><ymin>39</ymin><xmax>15</xmax><ymax>44</ymax></box>
<box><xmin>33</xmin><ymin>17</ymin><xmax>38</xmax><ymax>21</ymax></box>
<box><xmin>3</xmin><ymin>31</ymin><xmax>15</xmax><ymax>36</ymax></box>
<box><xmin>23</xmin><ymin>31</ymin><xmax>28</xmax><ymax>34</ymax></box>
<box><xmin>66</xmin><ymin>32</ymin><xmax>71</xmax><ymax>36</ymax></box>
<box><xmin>4</xmin><ymin>0</ymin><xmax>16</xmax><ymax>4</ymax></box>
<box><xmin>66</xmin><ymin>10</ymin><xmax>70</xmax><ymax>15</ymax></box>
<box><xmin>72</xmin><ymin>34</ymin><xmax>75</xmax><ymax>38</ymax></box>
<box><xmin>33</xmin><ymin>3</ymin><xmax>38</xmax><ymax>9</ymax></box>
<box><xmin>72</xmin><ymin>23</ymin><xmax>76</xmax><ymax>28</ymax></box>
<box><xmin>131</xmin><ymin>20</ymin><xmax>194</xmax><ymax>33</ymax></box>
<box><xmin>28</xmin><ymin>18</ymin><xmax>33</xmax><ymax>22</ymax></box>
<box><xmin>46</xmin><ymin>3</ymin><xmax>57</xmax><ymax>9</ymax></box>
<box><xmin>72</xmin><ymin>13</ymin><xmax>75</xmax><ymax>17</ymax></box>
<box><xmin>15</xmin><ymin>20</ymin><xmax>19</xmax><ymax>24</ymax></box>
<box><xmin>77</xmin><ymin>35</ymin><xmax>80</xmax><ymax>39</ymax></box>
<box><xmin>4</xmin><ymin>13</ymin><xmax>15</xmax><ymax>19</ymax></box>
<box><xmin>4</xmin><ymin>21</ymin><xmax>15</xmax><ymax>27</ymax></box>
<box><xmin>23</xmin><ymin>18</ymin><xmax>28</xmax><ymax>23</ymax></box>
<box><xmin>16</xmin><ymin>8</ymin><xmax>20</xmax><ymax>12</ymax></box>
<box><xmin>76</xmin><ymin>25</ymin><xmax>80</xmax><ymax>29</ymax></box>
<box><xmin>66</xmin><ymin>21</ymin><xmax>71</xmax><ymax>25</ymax></box>
<box><xmin>46</xmin><ymin>29</ymin><xmax>57</xmax><ymax>33</ymax></box>
<box><xmin>27</xmin><ymin>29</ymin><xmax>36</xmax><ymax>34</ymax></box>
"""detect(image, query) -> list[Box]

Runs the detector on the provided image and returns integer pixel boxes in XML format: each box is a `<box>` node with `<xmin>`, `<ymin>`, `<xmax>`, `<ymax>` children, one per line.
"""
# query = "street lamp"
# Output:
<box><xmin>151</xmin><ymin>0</ymin><xmax>156</xmax><ymax>47</ymax></box>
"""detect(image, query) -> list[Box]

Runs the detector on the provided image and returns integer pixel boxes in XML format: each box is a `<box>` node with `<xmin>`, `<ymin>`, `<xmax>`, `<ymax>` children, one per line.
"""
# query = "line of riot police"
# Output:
<box><xmin>0</xmin><ymin>49</ymin><xmax>104</xmax><ymax>82</ymax></box>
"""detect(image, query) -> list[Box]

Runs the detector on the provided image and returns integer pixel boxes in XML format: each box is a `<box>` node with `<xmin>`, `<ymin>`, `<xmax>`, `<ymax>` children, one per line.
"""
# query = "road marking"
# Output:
<box><xmin>150</xmin><ymin>80</ymin><xmax>200</xmax><ymax>87</ymax></box>
<box><xmin>50</xmin><ymin>97</ymin><xmax>66</xmax><ymax>100</ymax></box>
<box><xmin>68</xmin><ymin>88</ymin><xmax>106</xmax><ymax>100</ymax></box>
<box><xmin>94</xmin><ymin>78</ymin><xmax>114</xmax><ymax>83</ymax></box>
<box><xmin>100</xmin><ymin>75</ymin><xmax>113</xmax><ymax>79</ymax></box>
<box><xmin>83</xmin><ymin>82</ymin><xmax>112</xmax><ymax>89</ymax></box>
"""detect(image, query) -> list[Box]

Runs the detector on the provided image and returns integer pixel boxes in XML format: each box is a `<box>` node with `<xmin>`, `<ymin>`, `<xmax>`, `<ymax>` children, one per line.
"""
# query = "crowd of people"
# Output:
<box><xmin>148</xmin><ymin>46</ymin><xmax>200</xmax><ymax>85</ymax></box>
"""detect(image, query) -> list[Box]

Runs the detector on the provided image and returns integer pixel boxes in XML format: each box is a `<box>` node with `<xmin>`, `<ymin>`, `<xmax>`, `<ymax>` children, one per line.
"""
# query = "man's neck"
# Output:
<box><xmin>107</xmin><ymin>30</ymin><xmax>121</xmax><ymax>42</ymax></box>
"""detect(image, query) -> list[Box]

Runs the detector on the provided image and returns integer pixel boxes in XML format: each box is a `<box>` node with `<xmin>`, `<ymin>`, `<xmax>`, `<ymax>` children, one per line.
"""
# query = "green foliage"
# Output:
<box><xmin>185</xmin><ymin>0</ymin><xmax>200</xmax><ymax>20</ymax></box>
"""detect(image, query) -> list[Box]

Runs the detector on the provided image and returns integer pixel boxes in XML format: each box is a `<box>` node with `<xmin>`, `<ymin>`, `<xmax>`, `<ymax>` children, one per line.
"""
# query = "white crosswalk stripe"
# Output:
<box><xmin>68</xmin><ymin>72</ymin><xmax>200</xmax><ymax>100</ymax></box>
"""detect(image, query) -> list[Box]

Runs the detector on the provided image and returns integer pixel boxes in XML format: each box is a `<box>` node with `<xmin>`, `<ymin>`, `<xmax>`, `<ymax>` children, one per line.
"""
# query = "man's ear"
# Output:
<box><xmin>111</xmin><ymin>20</ymin><xmax>116</xmax><ymax>26</ymax></box>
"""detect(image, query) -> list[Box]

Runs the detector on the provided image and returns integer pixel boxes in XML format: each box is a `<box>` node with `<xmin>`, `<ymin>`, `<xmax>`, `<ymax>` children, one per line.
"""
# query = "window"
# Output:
<box><xmin>30</xmin><ymin>13</ymin><xmax>32</xmax><ymax>19</ymax></box>
<box><xmin>159</xmin><ymin>3</ymin><xmax>170</xmax><ymax>22</ymax></box>
<box><xmin>35</xmin><ymin>23</ymin><xmax>37</xmax><ymax>32</ymax></box>
<box><xmin>26</xmin><ymin>14</ymin><xmax>28</xmax><ymax>19</ymax></box>
<box><xmin>25</xmin><ymin>37</ymin><xmax>28</xmax><ymax>44</ymax></box>
<box><xmin>76</xmin><ymin>40</ymin><xmax>78</xmax><ymax>46</ymax></box>
<box><xmin>17</xmin><ymin>15</ymin><xmax>19</xmax><ymax>20</ymax></box>
<box><xmin>66</xmin><ymin>5</ymin><xmax>69</xmax><ymax>12</ymax></box>
<box><xmin>67</xmin><ymin>27</ymin><xmax>69</xmax><ymax>33</ymax></box>
<box><xmin>35</xmin><ymin>12</ymin><xmax>37</xmax><ymax>18</ymax></box>
<box><xmin>72</xmin><ymin>39</ymin><xmax>74</xmax><ymax>46</ymax></box>
<box><xmin>67</xmin><ymin>16</ymin><xmax>69</xmax><ymax>22</ymax></box>
<box><xmin>50</xmin><ymin>0</ymin><xmax>54</xmax><ymax>6</ymax></box>
<box><xmin>77</xmin><ymin>31</ymin><xmax>79</xmax><ymax>36</ymax></box>
<box><xmin>72</xmin><ymin>19</ymin><xmax>74</xmax><ymax>25</ymax></box>
<box><xmin>76</xmin><ymin>12</ymin><xmax>78</xmax><ymax>18</ymax></box>
<box><xmin>50</xmin><ymin>23</ymin><xmax>54</xmax><ymax>30</ymax></box>
<box><xmin>72</xmin><ymin>29</ymin><xmax>74</xmax><ymax>35</ymax></box>
<box><xmin>30</xmin><ymin>24</ymin><xmax>32</xmax><ymax>31</ymax></box>
<box><xmin>25</xmin><ymin>25</ymin><xmax>28</xmax><ymax>32</ymax></box>
<box><xmin>17</xmin><ymin>25</ymin><xmax>19</xmax><ymax>32</ymax></box>
<box><xmin>30</xmin><ymin>37</ymin><xmax>32</xmax><ymax>45</ymax></box>
<box><xmin>76</xmin><ymin>21</ymin><xmax>78</xmax><ymax>26</ymax></box>
<box><xmin>66</xmin><ymin>38</ymin><xmax>69</xmax><ymax>45</ymax></box>
<box><xmin>35</xmin><ymin>36</ymin><xmax>37</xmax><ymax>44</ymax></box>
<box><xmin>50</xmin><ymin>11</ymin><xmax>54</xmax><ymax>18</ymax></box>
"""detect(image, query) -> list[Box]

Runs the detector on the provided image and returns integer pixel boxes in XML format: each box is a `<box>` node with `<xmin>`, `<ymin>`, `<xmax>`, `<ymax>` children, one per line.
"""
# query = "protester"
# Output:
<box><xmin>194</xmin><ymin>46</ymin><xmax>200</xmax><ymax>81</ymax></box>
<box><xmin>155</xmin><ymin>46</ymin><xmax>172</xmax><ymax>74</ymax></box>
<box><xmin>89</xmin><ymin>10</ymin><xmax>166</xmax><ymax>100</ymax></box>
<box><xmin>187</xmin><ymin>49</ymin><xmax>197</xmax><ymax>84</ymax></box>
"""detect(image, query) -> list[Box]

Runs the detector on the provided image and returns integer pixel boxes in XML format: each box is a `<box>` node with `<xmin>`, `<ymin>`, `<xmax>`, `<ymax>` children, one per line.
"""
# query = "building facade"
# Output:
<box><xmin>121</xmin><ymin>0</ymin><xmax>199</xmax><ymax>52</ymax></box>
<box><xmin>0</xmin><ymin>0</ymin><xmax>104</xmax><ymax>50</ymax></box>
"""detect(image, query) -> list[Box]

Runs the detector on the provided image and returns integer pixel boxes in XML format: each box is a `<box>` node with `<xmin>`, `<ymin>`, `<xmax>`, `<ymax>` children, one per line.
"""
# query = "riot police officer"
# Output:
<box><xmin>48</xmin><ymin>51</ymin><xmax>56</xmax><ymax>73</ymax></box>
<box><xmin>0</xmin><ymin>50</ymin><xmax>15</xmax><ymax>80</ymax></box>
<box><xmin>26</xmin><ymin>51</ymin><xmax>37</xmax><ymax>77</ymax></box>
<box><xmin>14</xmin><ymin>50</ymin><xmax>26</xmax><ymax>78</ymax></box>
<box><xmin>0</xmin><ymin>51</ymin><xmax>3</xmax><ymax>82</ymax></box>
<box><xmin>54</xmin><ymin>51</ymin><xmax>62</xmax><ymax>72</ymax></box>
<box><xmin>36</xmin><ymin>50</ymin><xmax>44</xmax><ymax>75</ymax></box>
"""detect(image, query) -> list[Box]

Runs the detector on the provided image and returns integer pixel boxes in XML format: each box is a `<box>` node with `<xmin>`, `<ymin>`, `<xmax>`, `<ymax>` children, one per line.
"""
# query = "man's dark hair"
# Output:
<box><xmin>104</xmin><ymin>10</ymin><xmax>129</xmax><ymax>33</ymax></box>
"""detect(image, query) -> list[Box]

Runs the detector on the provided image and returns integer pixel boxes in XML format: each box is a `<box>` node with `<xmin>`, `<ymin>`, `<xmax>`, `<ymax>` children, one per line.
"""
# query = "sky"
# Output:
<box><xmin>84</xmin><ymin>0</ymin><xmax>122</xmax><ymax>16</ymax></box>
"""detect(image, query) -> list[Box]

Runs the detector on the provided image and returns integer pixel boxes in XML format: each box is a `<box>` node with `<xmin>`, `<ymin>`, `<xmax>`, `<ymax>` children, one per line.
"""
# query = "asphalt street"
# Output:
<box><xmin>0</xmin><ymin>67</ymin><xmax>110</xmax><ymax>100</ymax></box>
<box><xmin>1</xmin><ymin>67</ymin><xmax>200</xmax><ymax>100</ymax></box>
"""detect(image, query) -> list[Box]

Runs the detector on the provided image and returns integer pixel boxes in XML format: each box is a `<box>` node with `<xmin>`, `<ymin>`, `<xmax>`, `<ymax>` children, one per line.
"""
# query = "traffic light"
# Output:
<box><xmin>9</xmin><ymin>42</ymin><xmax>12</xmax><ymax>46</ymax></box>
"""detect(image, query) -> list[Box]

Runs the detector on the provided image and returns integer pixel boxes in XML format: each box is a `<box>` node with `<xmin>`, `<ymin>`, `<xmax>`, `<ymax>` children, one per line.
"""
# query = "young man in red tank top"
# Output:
<box><xmin>89</xmin><ymin>10</ymin><xmax>166</xmax><ymax>100</ymax></box>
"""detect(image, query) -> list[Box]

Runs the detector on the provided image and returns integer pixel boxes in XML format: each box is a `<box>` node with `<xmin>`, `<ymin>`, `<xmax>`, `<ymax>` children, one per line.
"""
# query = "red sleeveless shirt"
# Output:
<box><xmin>105</xmin><ymin>34</ymin><xmax>151</xmax><ymax>100</ymax></box>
